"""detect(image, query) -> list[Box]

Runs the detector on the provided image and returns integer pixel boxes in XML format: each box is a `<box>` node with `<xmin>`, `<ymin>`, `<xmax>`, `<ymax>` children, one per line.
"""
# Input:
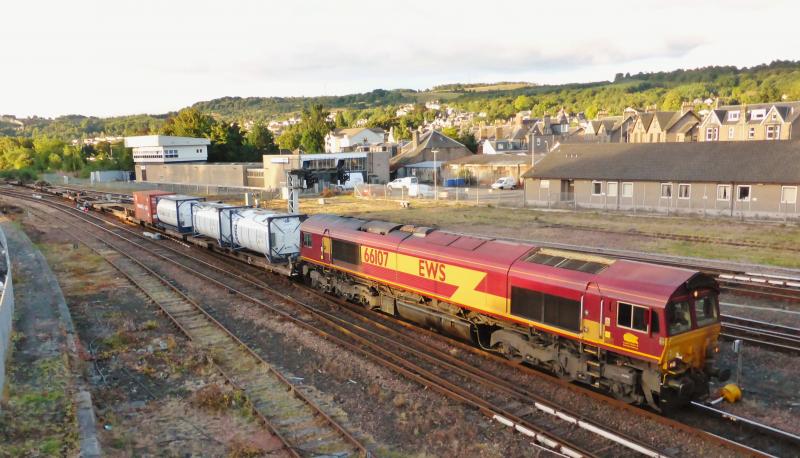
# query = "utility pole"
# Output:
<box><xmin>432</xmin><ymin>148</ymin><xmax>439</xmax><ymax>200</ymax></box>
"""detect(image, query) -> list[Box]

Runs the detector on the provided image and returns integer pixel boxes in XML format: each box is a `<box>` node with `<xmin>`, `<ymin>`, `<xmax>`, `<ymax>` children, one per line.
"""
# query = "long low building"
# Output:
<box><xmin>135</xmin><ymin>162</ymin><xmax>263</xmax><ymax>188</ymax></box>
<box><xmin>522</xmin><ymin>141</ymin><xmax>800</xmax><ymax>218</ymax></box>
<box><xmin>446</xmin><ymin>153</ymin><xmax>535</xmax><ymax>186</ymax></box>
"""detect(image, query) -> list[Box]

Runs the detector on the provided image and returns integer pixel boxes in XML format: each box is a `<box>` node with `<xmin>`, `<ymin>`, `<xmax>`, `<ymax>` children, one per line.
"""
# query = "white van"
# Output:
<box><xmin>387</xmin><ymin>176</ymin><xmax>418</xmax><ymax>190</ymax></box>
<box><xmin>490</xmin><ymin>176</ymin><xmax>517</xmax><ymax>190</ymax></box>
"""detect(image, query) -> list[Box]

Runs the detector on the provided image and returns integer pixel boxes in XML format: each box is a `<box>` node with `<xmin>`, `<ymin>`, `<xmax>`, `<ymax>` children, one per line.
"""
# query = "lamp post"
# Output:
<box><xmin>432</xmin><ymin>148</ymin><xmax>439</xmax><ymax>200</ymax></box>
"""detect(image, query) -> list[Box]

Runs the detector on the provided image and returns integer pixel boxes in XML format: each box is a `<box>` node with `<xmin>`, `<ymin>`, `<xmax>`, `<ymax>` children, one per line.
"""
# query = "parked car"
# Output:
<box><xmin>491</xmin><ymin>176</ymin><xmax>517</xmax><ymax>190</ymax></box>
<box><xmin>387</xmin><ymin>176</ymin><xmax>418</xmax><ymax>190</ymax></box>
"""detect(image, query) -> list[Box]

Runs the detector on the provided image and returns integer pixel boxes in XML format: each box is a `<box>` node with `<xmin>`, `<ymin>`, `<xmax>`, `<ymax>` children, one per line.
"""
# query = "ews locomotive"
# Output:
<box><xmin>299</xmin><ymin>214</ymin><xmax>729</xmax><ymax>410</ymax></box>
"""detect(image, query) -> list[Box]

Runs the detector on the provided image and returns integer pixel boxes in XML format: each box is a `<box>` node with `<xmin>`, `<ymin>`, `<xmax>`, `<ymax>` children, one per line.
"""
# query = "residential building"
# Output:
<box><xmin>698</xmin><ymin>101</ymin><xmax>800</xmax><ymax>142</ymax></box>
<box><xmin>522</xmin><ymin>141</ymin><xmax>800</xmax><ymax>219</ymax></box>
<box><xmin>445</xmin><ymin>153</ymin><xmax>533</xmax><ymax>186</ymax></box>
<box><xmin>391</xmin><ymin>130</ymin><xmax>474</xmax><ymax>178</ymax></box>
<box><xmin>529</xmin><ymin>114</ymin><xmax>572</xmax><ymax>153</ymax></box>
<box><xmin>262</xmin><ymin>150</ymin><xmax>390</xmax><ymax>190</ymax></box>
<box><xmin>481</xmin><ymin>139</ymin><xmax>527</xmax><ymax>155</ymax></box>
<box><xmin>629</xmin><ymin>109</ymin><xmax>700</xmax><ymax>143</ymax></box>
<box><xmin>324</xmin><ymin>127</ymin><xmax>385</xmax><ymax>153</ymax></box>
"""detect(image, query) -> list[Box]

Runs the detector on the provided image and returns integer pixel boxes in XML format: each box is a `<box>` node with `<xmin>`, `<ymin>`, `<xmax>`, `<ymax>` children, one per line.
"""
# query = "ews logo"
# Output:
<box><xmin>418</xmin><ymin>259</ymin><xmax>446</xmax><ymax>282</ymax></box>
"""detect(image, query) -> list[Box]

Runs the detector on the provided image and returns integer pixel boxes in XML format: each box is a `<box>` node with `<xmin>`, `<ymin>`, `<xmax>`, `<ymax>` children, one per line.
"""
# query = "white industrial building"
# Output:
<box><xmin>125</xmin><ymin>135</ymin><xmax>210</xmax><ymax>164</ymax></box>
<box><xmin>324</xmin><ymin>128</ymin><xmax>385</xmax><ymax>153</ymax></box>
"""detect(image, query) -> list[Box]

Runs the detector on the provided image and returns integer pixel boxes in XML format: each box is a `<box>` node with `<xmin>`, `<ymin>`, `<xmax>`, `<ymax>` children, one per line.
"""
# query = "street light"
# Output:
<box><xmin>432</xmin><ymin>148</ymin><xmax>439</xmax><ymax>200</ymax></box>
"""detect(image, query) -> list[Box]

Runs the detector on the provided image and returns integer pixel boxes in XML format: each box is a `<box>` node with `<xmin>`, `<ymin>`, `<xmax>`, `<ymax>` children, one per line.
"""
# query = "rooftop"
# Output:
<box><xmin>124</xmin><ymin>135</ymin><xmax>210</xmax><ymax>148</ymax></box>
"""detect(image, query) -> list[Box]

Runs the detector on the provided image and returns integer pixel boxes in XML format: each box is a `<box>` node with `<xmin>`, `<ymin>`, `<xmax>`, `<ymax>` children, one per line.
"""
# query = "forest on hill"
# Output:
<box><xmin>2</xmin><ymin>60</ymin><xmax>800</xmax><ymax>145</ymax></box>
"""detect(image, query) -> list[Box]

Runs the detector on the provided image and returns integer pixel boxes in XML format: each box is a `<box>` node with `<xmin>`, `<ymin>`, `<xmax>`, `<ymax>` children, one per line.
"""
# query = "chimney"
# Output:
<box><xmin>496</xmin><ymin>125</ymin><xmax>504</xmax><ymax>140</ymax></box>
<box><xmin>543</xmin><ymin>115</ymin><xmax>551</xmax><ymax>133</ymax></box>
<box><xmin>740</xmin><ymin>104</ymin><xmax>747</xmax><ymax>123</ymax></box>
<box><xmin>681</xmin><ymin>101</ymin><xmax>693</xmax><ymax>115</ymax></box>
<box><xmin>412</xmin><ymin>130</ymin><xmax>420</xmax><ymax>148</ymax></box>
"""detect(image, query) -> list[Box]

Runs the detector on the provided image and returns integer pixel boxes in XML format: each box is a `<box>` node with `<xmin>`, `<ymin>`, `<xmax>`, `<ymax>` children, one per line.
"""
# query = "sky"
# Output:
<box><xmin>2</xmin><ymin>0</ymin><xmax>799</xmax><ymax>118</ymax></box>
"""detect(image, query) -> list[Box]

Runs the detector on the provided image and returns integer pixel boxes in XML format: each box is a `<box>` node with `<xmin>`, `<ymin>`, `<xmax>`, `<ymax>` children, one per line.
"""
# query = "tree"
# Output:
<box><xmin>277</xmin><ymin>125</ymin><xmax>302</xmax><ymax>151</ymax></box>
<box><xmin>245</xmin><ymin>122</ymin><xmax>278</xmax><ymax>154</ymax></box>
<box><xmin>334</xmin><ymin>111</ymin><xmax>347</xmax><ymax>129</ymax></box>
<box><xmin>160</xmin><ymin>108</ymin><xmax>214</xmax><ymax>138</ymax></box>
<box><xmin>297</xmin><ymin>104</ymin><xmax>331</xmax><ymax>153</ymax></box>
<box><xmin>513</xmin><ymin>95</ymin><xmax>533</xmax><ymax>111</ymax></box>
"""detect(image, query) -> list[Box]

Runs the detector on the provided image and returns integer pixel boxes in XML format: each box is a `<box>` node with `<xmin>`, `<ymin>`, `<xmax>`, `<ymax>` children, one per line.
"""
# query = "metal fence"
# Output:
<box><xmin>353</xmin><ymin>183</ymin><xmax>527</xmax><ymax>208</ymax></box>
<box><xmin>42</xmin><ymin>173</ymin><xmax>281</xmax><ymax>201</ymax></box>
<box><xmin>0</xmin><ymin>226</ymin><xmax>14</xmax><ymax>402</ymax></box>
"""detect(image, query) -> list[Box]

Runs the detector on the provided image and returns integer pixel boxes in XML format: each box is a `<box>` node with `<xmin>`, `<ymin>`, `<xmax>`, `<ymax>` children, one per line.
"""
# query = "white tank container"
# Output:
<box><xmin>232</xmin><ymin>209</ymin><xmax>303</xmax><ymax>260</ymax></box>
<box><xmin>155</xmin><ymin>195</ymin><xmax>202</xmax><ymax>232</ymax></box>
<box><xmin>192</xmin><ymin>203</ymin><xmax>234</xmax><ymax>241</ymax></box>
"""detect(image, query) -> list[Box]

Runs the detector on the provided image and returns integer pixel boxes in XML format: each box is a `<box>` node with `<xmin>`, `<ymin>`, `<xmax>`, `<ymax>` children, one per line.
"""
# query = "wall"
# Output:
<box><xmin>261</xmin><ymin>151</ymin><xmax>390</xmax><ymax>189</ymax></box>
<box><xmin>525</xmin><ymin>178</ymin><xmax>800</xmax><ymax>219</ymax></box>
<box><xmin>0</xmin><ymin>226</ymin><xmax>14</xmax><ymax>400</ymax></box>
<box><xmin>135</xmin><ymin>163</ymin><xmax>258</xmax><ymax>188</ymax></box>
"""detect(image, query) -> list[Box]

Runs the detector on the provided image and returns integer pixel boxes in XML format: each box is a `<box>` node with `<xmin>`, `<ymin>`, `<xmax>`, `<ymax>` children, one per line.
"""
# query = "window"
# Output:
<box><xmin>736</xmin><ymin>185</ymin><xmax>751</xmax><ymax>202</ymax></box>
<box><xmin>766</xmin><ymin>125</ymin><xmax>776</xmax><ymax>139</ymax></box>
<box><xmin>727</xmin><ymin>111</ymin><xmax>739</xmax><ymax>122</ymax></box>
<box><xmin>303</xmin><ymin>232</ymin><xmax>313</xmax><ymax>248</ymax></box>
<box><xmin>772</xmin><ymin>112</ymin><xmax>777</xmax><ymax>121</ymax></box>
<box><xmin>666</xmin><ymin>301</ymin><xmax>693</xmax><ymax>335</ymax></box>
<box><xmin>540</xmin><ymin>180</ymin><xmax>550</xmax><ymax>189</ymax></box>
<box><xmin>592</xmin><ymin>181</ymin><xmax>603</xmax><ymax>196</ymax></box>
<box><xmin>660</xmin><ymin>183</ymin><xmax>672</xmax><ymax>198</ymax></box>
<box><xmin>617</xmin><ymin>302</ymin><xmax>649</xmax><ymax>332</ymax></box>
<box><xmin>751</xmin><ymin>109</ymin><xmax>766</xmax><ymax>120</ymax></box>
<box><xmin>728</xmin><ymin>127</ymin><xmax>735</xmax><ymax>139</ymax></box>
<box><xmin>695</xmin><ymin>295</ymin><xmax>718</xmax><ymax>327</ymax></box>
<box><xmin>607</xmin><ymin>182</ymin><xmax>618</xmax><ymax>197</ymax></box>
<box><xmin>510</xmin><ymin>287</ymin><xmax>581</xmax><ymax>333</ymax></box>
<box><xmin>781</xmin><ymin>186</ymin><xmax>797</xmax><ymax>204</ymax></box>
<box><xmin>331</xmin><ymin>239</ymin><xmax>360</xmax><ymax>265</ymax></box>
<box><xmin>705</xmin><ymin>127</ymin><xmax>718</xmax><ymax>141</ymax></box>
<box><xmin>622</xmin><ymin>182</ymin><xmax>633</xmax><ymax>198</ymax></box>
<box><xmin>748</xmin><ymin>127</ymin><xmax>755</xmax><ymax>139</ymax></box>
<box><xmin>678</xmin><ymin>184</ymin><xmax>691</xmax><ymax>199</ymax></box>
<box><xmin>717</xmin><ymin>184</ymin><xmax>731</xmax><ymax>201</ymax></box>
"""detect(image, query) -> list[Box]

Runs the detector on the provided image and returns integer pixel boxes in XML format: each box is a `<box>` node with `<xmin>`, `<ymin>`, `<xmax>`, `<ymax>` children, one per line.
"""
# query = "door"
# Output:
<box><xmin>583</xmin><ymin>282</ymin><xmax>605</xmax><ymax>342</ymax></box>
<box><xmin>321</xmin><ymin>229</ymin><xmax>332</xmax><ymax>263</ymax></box>
<box><xmin>141</xmin><ymin>166</ymin><xmax>147</xmax><ymax>181</ymax></box>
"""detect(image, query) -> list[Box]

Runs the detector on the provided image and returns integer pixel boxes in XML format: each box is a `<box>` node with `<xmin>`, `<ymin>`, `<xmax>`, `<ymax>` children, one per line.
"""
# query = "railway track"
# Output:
<box><xmin>720</xmin><ymin>314</ymin><xmax>800</xmax><ymax>354</ymax></box>
<box><xmin>4</xmin><ymin>190</ymin><xmax>788</xmax><ymax>457</ymax></box>
<box><xmin>13</xmin><ymin>195</ymin><xmax>368</xmax><ymax>457</ymax></box>
<box><xmin>3</xmin><ymin>190</ymin><xmax>673</xmax><ymax>457</ymax></box>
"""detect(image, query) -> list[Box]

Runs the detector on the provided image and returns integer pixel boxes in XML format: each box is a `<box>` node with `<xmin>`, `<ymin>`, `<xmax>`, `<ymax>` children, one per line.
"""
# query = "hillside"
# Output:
<box><xmin>4</xmin><ymin>60</ymin><xmax>800</xmax><ymax>141</ymax></box>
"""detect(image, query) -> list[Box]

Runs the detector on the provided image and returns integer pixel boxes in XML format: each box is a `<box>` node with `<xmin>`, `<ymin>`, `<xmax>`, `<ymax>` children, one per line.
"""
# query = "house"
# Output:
<box><xmin>698</xmin><ymin>101</ymin><xmax>800</xmax><ymax>142</ymax></box>
<box><xmin>522</xmin><ymin>141</ymin><xmax>800</xmax><ymax>219</ymax></box>
<box><xmin>577</xmin><ymin>114</ymin><xmax>636</xmax><ymax>144</ymax></box>
<box><xmin>125</xmin><ymin>135</ymin><xmax>211</xmax><ymax>182</ymax></box>
<box><xmin>529</xmin><ymin>114</ymin><xmax>571</xmax><ymax>153</ymax></box>
<box><xmin>390</xmin><ymin>130</ymin><xmax>474</xmax><ymax>179</ymax></box>
<box><xmin>629</xmin><ymin>109</ymin><xmax>700</xmax><ymax>143</ymax></box>
<box><xmin>445</xmin><ymin>153</ymin><xmax>533</xmax><ymax>186</ymax></box>
<box><xmin>481</xmin><ymin>139</ymin><xmax>527</xmax><ymax>155</ymax></box>
<box><xmin>324</xmin><ymin>127</ymin><xmax>385</xmax><ymax>153</ymax></box>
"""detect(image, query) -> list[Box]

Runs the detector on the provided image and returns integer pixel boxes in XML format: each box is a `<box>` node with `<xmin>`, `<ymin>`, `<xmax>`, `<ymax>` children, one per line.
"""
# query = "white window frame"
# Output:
<box><xmin>766</xmin><ymin>125</ymin><xmax>775</xmax><ymax>139</ymax></box>
<box><xmin>592</xmin><ymin>181</ymin><xmax>603</xmax><ymax>196</ymax></box>
<box><xmin>781</xmin><ymin>186</ymin><xmax>797</xmax><ymax>204</ymax></box>
<box><xmin>678</xmin><ymin>184</ymin><xmax>691</xmax><ymax>200</ymax></box>
<box><xmin>540</xmin><ymin>180</ymin><xmax>550</xmax><ymax>189</ymax></box>
<box><xmin>622</xmin><ymin>182</ymin><xmax>633</xmax><ymax>198</ymax></box>
<box><xmin>736</xmin><ymin>185</ymin><xmax>752</xmax><ymax>202</ymax></box>
<box><xmin>728</xmin><ymin>127</ymin><xmax>735</xmax><ymax>139</ymax></box>
<box><xmin>660</xmin><ymin>183</ymin><xmax>673</xmax><ymax>199</ymax></box>
<box><xmin>616</xmin><ymin>302</ymin><xmax>650</xmax><ymax>333</ymax></box>
<box><xmin>727</xmin><ymin>111</ymin><xmax>740</xmax><ymax>122</ymax></box>
<box><xmin>748</xmin><ymin>127</ymin><xmax>755</xmax><ymax>139</ymax></box>
<box><xmin>705</xmin><ymin>127</ymin><xmax>718</xmax><ymax>141</ymax></box>
<box><xmin>606</xmin><ymin>182</ymin><xmax>618</xmax><ymax>197</ymax></box>
<box><xmin>717</xmin><ymin>184</ymin><xmax>731</xmax><ymax>201</ymax></box>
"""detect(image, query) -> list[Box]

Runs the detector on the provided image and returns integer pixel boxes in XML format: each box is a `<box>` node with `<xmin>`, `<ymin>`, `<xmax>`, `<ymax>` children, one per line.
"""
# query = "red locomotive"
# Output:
<box><xmin>299</xmin><ymin>214</ymin><xmax>729</xmax><ymax>410</ymax></box>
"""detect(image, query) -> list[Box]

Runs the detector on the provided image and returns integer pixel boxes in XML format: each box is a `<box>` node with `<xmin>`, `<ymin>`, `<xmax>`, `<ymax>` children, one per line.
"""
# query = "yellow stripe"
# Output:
<box><xmin>302</xmin><ymin>256</ymin><xmax>660</xmax><ymax>361</ymax></box>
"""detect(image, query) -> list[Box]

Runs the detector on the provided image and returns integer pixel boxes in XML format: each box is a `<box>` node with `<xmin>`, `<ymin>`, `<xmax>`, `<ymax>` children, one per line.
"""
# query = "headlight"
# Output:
<box><xmin>668</xmin><ymin>358</ymin><xmax>682</xmax><ymax>370</ymax></box>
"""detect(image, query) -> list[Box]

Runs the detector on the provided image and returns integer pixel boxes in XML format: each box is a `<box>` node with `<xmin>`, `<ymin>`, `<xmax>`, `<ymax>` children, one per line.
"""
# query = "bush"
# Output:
<box><xmin>0</xmin><ymin>168</ymin><xmax>39</xmax><ymax>182</ymax></box>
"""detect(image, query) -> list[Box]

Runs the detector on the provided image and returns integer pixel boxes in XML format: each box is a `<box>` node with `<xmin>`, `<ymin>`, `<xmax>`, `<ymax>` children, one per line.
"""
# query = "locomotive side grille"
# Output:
<box><xmin>332</xmin><ymin>239</ymin><xmax>361</xmax><ymax>265</ymax></box>
<box><xmin>524</xmin><ymin>248</ymin><xmax>611</xmax><ymax>274</ymax></box>
<box><xmin>511</xmin><ymin>286</ymin><xmax>581</xmax><ymax>333</ymax></box>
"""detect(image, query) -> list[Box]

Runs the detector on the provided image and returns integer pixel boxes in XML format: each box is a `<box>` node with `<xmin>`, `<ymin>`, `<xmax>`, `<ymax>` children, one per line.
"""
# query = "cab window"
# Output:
<box><xmin>303</xmin><ymin>233</ymin><xmax>313</xmax><ymax>248</ymax></box>
<box><xmin>666</xmin><ymin>301</ymin><xmax>693</xmax><ymax>335</ymax></box>
<box><xmin>695</xmin><ymin>295</ymin><xmax>718</xmax><ymax>326</ymax></box>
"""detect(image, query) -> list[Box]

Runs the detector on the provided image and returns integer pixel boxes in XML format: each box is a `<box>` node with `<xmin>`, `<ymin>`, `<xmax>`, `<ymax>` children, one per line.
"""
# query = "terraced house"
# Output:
<box><xmin>629</xmin><ymin>108</ymin><xmax>700</xmax><ymax>143</ymax></box>
<box><xmin>698</xmin><ymin>101</ymin><xmax>800</xmax><ymax>142</ymax></box>
<box><xmin>522</xmin><ymin>141</ymin><xmax>800</xmax><ymax>219</ymax></box>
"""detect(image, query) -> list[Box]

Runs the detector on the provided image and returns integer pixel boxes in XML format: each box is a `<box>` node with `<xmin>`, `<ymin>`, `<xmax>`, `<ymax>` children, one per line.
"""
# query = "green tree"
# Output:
<box><xmin>160</xmin><ymin>108</ymin><xmax>214</xmax><ymax>138</ymax></box>
<box><xmin>245</xmin><ymin>122</ymin><xmax>278</xmax><ymax>154</ymax></box>
<box><xmin>513</xmin><ymin>95</ymin><xmax>533</xmax><ymax>112</ymax></box>
<box><xmin>334</xmin><ymin>111</ymin><xmax>347</xmax><ymax>128</ymax></box>
<box><xmin>298</xmin><ymin>104</ymin><xmax>331</xmax><ymax>153</ymax></box>
<box><xmin>276</xmin><ymin>125</ymin><xmax>302</xmax><ymax>151</ymax></box>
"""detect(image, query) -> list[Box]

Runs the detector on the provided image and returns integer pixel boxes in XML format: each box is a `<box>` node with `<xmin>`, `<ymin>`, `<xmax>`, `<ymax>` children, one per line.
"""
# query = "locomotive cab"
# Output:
<box><xmin>658</xmin><ymin>274</ymin><xmax>729</xmax><ymax>406</ymax></box>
